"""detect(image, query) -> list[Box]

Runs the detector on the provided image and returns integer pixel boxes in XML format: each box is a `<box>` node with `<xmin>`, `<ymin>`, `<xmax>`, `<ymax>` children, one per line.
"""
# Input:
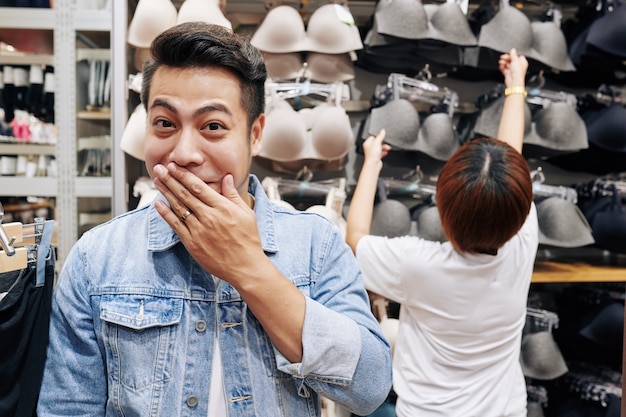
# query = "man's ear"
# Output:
<box><xmin>250</xmin><ymin>113</ymin><xmax>265</xmax><ymax>156</ymax></box>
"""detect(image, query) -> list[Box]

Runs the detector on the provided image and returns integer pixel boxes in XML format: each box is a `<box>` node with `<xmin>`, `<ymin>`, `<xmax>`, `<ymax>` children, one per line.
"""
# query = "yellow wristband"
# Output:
<box><xmin>504</xmin><ymin>86</ymin><xmax>527</xmax><ymax>97</ymax></box>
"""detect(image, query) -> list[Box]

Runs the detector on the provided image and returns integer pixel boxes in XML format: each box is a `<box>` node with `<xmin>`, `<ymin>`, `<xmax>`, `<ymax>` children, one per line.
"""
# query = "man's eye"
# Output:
<box><xmin>207</xmin><ymin>122</ymin><xmax>221</xmax><ymax>130</ymax></box>
<box><xmin>155</xmin><ymin>119</ymin><xmax>174</xmax><ymax>128</ymax></box>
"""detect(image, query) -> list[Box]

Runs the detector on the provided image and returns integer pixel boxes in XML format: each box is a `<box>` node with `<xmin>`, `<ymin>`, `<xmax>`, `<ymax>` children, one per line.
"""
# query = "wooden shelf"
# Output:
<box><xmin>532</xmin><ymin>248</ymin><xmax>626</xmax><ymax>283</ymax></box>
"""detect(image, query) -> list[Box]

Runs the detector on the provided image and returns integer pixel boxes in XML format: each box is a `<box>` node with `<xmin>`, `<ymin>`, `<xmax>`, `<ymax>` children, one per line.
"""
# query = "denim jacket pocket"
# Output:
<box><xmin>100</xmin><ymin>294</ymin><xmax>182</xmax><ymax>392</ymax></box>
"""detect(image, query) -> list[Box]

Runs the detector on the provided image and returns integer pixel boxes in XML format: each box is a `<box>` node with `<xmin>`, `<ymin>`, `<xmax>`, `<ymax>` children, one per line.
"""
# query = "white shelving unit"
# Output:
<box><xmin>0</xmin><ymin>2</ymin><xmax>122</xmax><ymax>267</ymax></box>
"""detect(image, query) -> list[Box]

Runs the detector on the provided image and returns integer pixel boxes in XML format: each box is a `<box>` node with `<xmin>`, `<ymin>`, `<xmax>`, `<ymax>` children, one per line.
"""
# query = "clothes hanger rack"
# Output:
<box><xmin>0</xmin><ymin>204</ymin><xmax>55</xmax><ymax>282</ymax></box>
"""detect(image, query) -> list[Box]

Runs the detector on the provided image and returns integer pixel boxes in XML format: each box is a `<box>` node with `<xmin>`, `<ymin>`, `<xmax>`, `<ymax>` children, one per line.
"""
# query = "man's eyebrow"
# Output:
<box><xmin>150</xmin><ymin>99</ymin><xmax>177</xmax><ymax>114</ymax></box>
<box><xmin>150</xmin><ymin>99</ymin><xmax>233</xmax><ymax>119</ymax></box>
<box><xmin>193</xmin><ymin>103</ymin><xmax>232</xmax><ymax>118</ymax></box>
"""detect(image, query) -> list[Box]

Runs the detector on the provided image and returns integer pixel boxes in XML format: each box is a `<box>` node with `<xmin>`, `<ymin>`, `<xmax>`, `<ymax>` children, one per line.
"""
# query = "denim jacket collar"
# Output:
<box><xmin>145</xmin><ymin>174</ymin><xmax>279</xmax><ymax>254</ymax></box>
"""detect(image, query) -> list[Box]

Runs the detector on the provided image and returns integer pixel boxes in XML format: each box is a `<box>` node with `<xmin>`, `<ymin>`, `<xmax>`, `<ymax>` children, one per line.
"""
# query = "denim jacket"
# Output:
<box><xmin>38</xmin><ymin>175</ymin><xmax>392</xmax><ymax>417</ymax></box>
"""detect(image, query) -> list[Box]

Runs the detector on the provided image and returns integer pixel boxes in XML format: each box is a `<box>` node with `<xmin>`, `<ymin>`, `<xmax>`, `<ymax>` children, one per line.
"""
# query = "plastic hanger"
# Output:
<box><xmin>386</xmin><ymin>72</ymin><xmax>459</xmax><ymax>118</ymax></box>
<box><xmin>530</xmin><ymin>167</ymin><xmax>578</xmax><ymax>204</ymax></box>
<box><xmin>265</xmin><ymin>75</ymin><xmax>349</xmax><ymax>108</ymax></box>
<box><xmin>380</xmin><ymin>166</ymin><xmax>437</xmax><ymax>201</ymax></box>
<box><xmin>526</xmin><ymin>71</ymin><xmax>578</xmax><ymax>108</ymax></box>
<box><xmin>526</xmin><ymin>306</ymin><xmax>560</xmax><ymax>333</ymax></box>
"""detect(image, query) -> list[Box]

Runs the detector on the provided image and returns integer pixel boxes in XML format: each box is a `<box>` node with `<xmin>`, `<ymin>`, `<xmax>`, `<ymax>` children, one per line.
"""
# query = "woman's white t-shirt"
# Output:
<box><xmin>356</xmin><ymin>204</ymin><xmax>538</xmax><ymax>417</ymax></box>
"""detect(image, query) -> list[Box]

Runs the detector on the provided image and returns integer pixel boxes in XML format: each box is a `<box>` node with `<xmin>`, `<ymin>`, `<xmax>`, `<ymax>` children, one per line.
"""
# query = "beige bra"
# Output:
<box><xmin>251</xmin><ymin>4</ymin><xmax>363</xmax><ymax>54</ymax></box>
<box><xmin>259</xmin><ymin>98</ymin><xmax>354</xmax><ymax>162</ymax></box>
<box><xmin>263</xmin><ymin>52</ymin><xmax>355</xmax><ymax>83</ymax></box>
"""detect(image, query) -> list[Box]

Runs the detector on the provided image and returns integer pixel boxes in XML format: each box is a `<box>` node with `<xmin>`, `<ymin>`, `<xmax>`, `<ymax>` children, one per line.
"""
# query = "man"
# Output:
<box><xmin>38</xmin><ymin>22</ymin><xmax>392</xmax><ymax>417</ymax></box>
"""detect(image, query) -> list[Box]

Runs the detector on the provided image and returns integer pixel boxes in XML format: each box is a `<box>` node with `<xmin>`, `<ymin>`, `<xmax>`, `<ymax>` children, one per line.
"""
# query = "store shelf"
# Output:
<box><xmin>0</xmin><ymin>52</ymin><xmax>54</xmax><ymax>66</ymax></box>
<box><xmin>72</xmin><ymin>9</ymin><xmax>111</xmax><ymax>31</ymax></box>
<box><xmin>532</xmin><ymin>248</ymin><xmax>626</xmax><ymax>283</ymax></box>
<box><xmin>0</xmin><ymin>177</ymin><xmax>57</xmax><ymax>197</ymax></box>
<box><xmin>0</xmin><ymin>143</ymin><xmax>56</xmax><ymax>156</ymax></box>
<box><xmin>77</xmin><ymin>110</ymin><xmax>111</xmax><ymax>120</ymax></box>
<box><xmin>75</xmin><ymin>176</ymin><xmax>113</xmax><ymax>197</ymax></box>
<box><xmin>533</xmin><ymin>261</ymin><xmax>626</xmax><ymax>283</ymax></box>
<box><xmin>76</xmin><ymin>48</ymin><xmax>110</xmax><ymax>62</ymax></box>
<box><xmin>0</xmin><ymin>7</ymin><xmax>55</xmax><ymax>29</ymax></box>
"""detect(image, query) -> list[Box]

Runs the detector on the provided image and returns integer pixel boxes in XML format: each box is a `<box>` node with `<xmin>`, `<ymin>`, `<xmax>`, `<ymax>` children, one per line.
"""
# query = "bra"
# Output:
<box><xmin>120</xmin><ymin>104</ymin><xmax>147</xmax><ymax>161</ymax></box>
<box><xmin>127</xmin><ymin>0</ymin><xmax>178</xmax><ymax>48</ymax></box>
<box><xmin>177</xmin><ymin>0</ymin><xmax>232</xmax><ymax>30</ymax></box>
<box><xmin>536</xmin><ymin>197</ymin><xmax>595</xmax><ymax>248</ymax></box>
<box><xmin>366</xmin><ymin>99</ymin><xmax>459</xmax><ymax>161</ymax></box>
<box><xmin>411</xmin><ymin>204</ymin><xmax>446</xmax><ymax>242</ymax></box>
<box><xmin>473</xmin><ymin>96</ymin><xmax>588</xmax><ymax>155</ymax></box>
<box><xmin>263</xmin><ymin>52</ymin><xmax>355</xmax><ymax>83</ymax></box>
<box><xmin>373</xmin><ymin>0</ymin><xmax>477</xmax><ymax>46</ymax></box>
<box><xmin>475</xmin><ymin>5</ymin><xmax>574</xmax><ymax>72</ymax></box>
<box><xmin>258</xmin><ymin>98</ymin><xmax>354</xmax><ymax>162</ymax></box>
<box><xmin>586</xmin><ymin>2</ymin><xmax>626</xmax><ymax>58</ymax></box>
<box><xmin>371</xmin><ymin>199</ymin><xmax>412</xmax><ymax>238</ymax></box>
<box><xmin>128</xmin><ymin>0</ymin><xmax>232</xmax><ymax>49</ymax></box>
<box><xmin>582</xmin><ymin>104</ymin><xmax>626</xmax><ymax>153</ymax></box>
<box><xmin>250</xmin><ymin>4</ymin><xmax>363</xmax><ymax>54</ymax></box>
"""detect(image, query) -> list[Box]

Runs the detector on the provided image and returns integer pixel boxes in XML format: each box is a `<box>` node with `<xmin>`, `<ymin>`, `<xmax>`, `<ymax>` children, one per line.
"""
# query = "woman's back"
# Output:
<box><xmin>356</xmin><ymin>203</ymin><xmax>537</xmax><ymax>416</ymax></box>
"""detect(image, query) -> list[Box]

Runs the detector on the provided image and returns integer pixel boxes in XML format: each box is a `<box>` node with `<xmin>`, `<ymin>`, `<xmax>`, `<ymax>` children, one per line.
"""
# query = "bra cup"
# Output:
<box><xmin>371</xmin><ymin>199</ymin><xmax>412</xmax><ymax>238</ymax></box>
<box><xmin>127</xmin><ymin>0</ymin><xmax>177</xmax><ymax>48</ymax></box>
<box><xmin>478</xmin><ymin>6</ymin><xmax>532</xmax><ymax>55</ymax></box>
<box><xmin>428</xmin><ymin>2</ymin><xmax>478</xmax><ymax>46</ymax></box>
<box><xmin>177</xmin><ymin>0</ymin><xmax>232</xmax><ymax>30</ymax></box>
<box><xmin>417</xmin><ymin>113</ymin><xmax>458</xmax><ymax>160</ymax></box>
<box><xmin>261</xmin><ymin>103</ymin><xmax>307</xmax><ymax>161</ymax></box>
<box><xmin>120</xmin><ymin>104</ymin><xmax>147</xmax><ymax>161</ymax></box>
<box><xmin>375</xmin><ymin>0</ymin><xmax>430</xmax><ymax>39</ymax></box>
<box><xmin>369</xmin><ymin>99</ymin><xmax>421</xmax><ymax>149</ymax></box>
<box><xmin>310</xmin><ymin>105</ymin><xmax>354</xmax><ymax>160</ymax></box>
<box><xmin>585</xmin><ymin>104</ymin><xmax>626</xmax><ymax>152</ymax></box>
<box><xmin>263</xmin><ymin>52</ymin><xmax>304</xmax><ymax>81</ymax></box>
<box><xmin>306</xmin><ymin>4</ymin><xmax>363</xmax><ymax>53</ymax></box>
<box><xmin>250</xmin><ymin>6</ymin><xmax>308</xmax><ymax>53</ymax></box>
<box><xmin>528</xmin><ymin>22</ymin><xmax>574</xmax><ymax>71</ymax></box>
<box><xmin>306</xmin><ymin>53</ymin><xmax>355</xmax><ymax>83</ymax></box>
<box><xmin>537</xmin><ymin>197</ymin><xmax>595</xmax><ymax>247</ymax></box>
<box><xmin>530</xmin><ymin>102</ymin><xmax>587</xmax><ymax>150</ymax></box>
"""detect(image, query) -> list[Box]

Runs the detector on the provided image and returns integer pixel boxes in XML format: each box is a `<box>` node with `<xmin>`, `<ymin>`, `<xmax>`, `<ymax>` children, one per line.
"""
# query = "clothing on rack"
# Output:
<box><xmin>0</xmin><ymin>217</ymin><xmax>55</xmax><ymax>417</ymax></box>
